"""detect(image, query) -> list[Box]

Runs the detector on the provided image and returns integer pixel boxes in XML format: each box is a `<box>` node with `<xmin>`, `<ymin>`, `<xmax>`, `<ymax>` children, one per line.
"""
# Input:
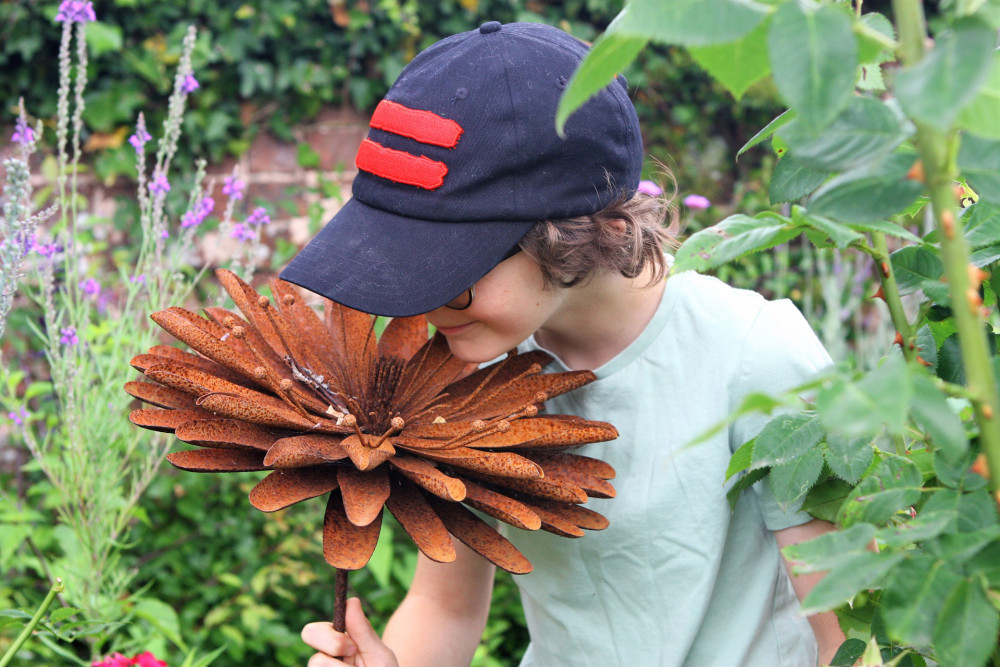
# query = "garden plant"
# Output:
<box><xmin>4</xmin><ymin>0</ymin><xmax>1000</xmax><ymax>666</ymax></box>
<box><xmin>559</xmin><ymin>0</ymin><xmax>1000</xmax><ymax>665</ymax></box>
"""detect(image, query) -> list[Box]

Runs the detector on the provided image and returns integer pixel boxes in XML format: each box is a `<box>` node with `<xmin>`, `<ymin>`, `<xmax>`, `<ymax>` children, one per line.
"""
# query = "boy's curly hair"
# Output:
<box><xmin>518</xmin><ymin>183</ymin><xmax>681</xmax><ymax>289</ymax></box>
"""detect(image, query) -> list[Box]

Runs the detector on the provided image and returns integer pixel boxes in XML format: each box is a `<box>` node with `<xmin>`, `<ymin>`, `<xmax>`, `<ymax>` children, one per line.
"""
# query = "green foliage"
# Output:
<box><xmin>564</xmin><ymin>0</ymin><xmax>1000</xmax><ymax>663</ymax></box>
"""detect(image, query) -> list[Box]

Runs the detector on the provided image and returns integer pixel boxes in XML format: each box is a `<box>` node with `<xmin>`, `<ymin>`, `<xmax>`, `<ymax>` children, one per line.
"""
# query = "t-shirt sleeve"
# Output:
<box><xmin>730</xmin><ymin>298</ymin><xmax>833</xmax><ymax>532</ymax></box>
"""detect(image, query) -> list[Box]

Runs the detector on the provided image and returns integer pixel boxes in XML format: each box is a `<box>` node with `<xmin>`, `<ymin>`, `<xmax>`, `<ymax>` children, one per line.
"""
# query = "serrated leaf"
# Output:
<box><xmin>809</xmin><ymin>152</ymin><xmax>923</xmax><ymax>223</ymax></box>
<box><xmin>881</xmin><ymin>555</ymin><xmax>962</xmax><ymax>648</ymax></box>
<box><xmin>959</xmin><ymin>135</ymin><xmax>1000</xmax><ymax>204</ymax></box>
<box><xmin>768</xmin><ymin>446</ymin><xmax>825</xmax><ymax>510</ymax></box>
<box><xmin>890</xmin><ymin>246</ymin><xmax>944</xmax><ymax>295</ymax></box>
<box><xmin>909</xmin><ymin>371</ymin><xmax>967</xmax><ymax>463</ymax></box>
<box><xmin>971</xmin><ymin>243</ymin><xmax>1000</xmax><ymax>266</ymax></box>
<box><xmin>778</xmin><ymin>97</ymin><xmax>912</xmax><ymax>172</ymax></box>
<box><xmin>611</xmin><ymin>0</ymin><xmax>771</xmax><ymax>47</ymax></box>
<box><xmin>555</xmin><ymin>31</ymin><xmax>648</xmax><ymax>134</ymax></box>
<box><xmin>829</xmin><ymin>638</ymin><xmax>869</xmax><ymax>667</ymax></box>
<box><xmin>958</xmin><ymin>51</ymin><xmax>1000</xmax><ymax>139</ymax></box>
<box><xmin>727</xmin><ymin>437</ymin><xmax>755</xmax><ymax>481</ymax></box>
<box><xmin>932</xmin><ymin>580</ymin><xmax>1000</xmax><ymax>667</ymax></box>
<box><xmin>750</xmin><ymin>413</ymin><xmax>824</xmax><ymax>469</ymax></box>
<box><xmin>801</xmin><ymin>478</ymin><xmax>854</xmax><ymax>523</ymax></box>
<box><xmin>915</xmin><ymin>325</ymin><xmax>938</xmax><ymax>370</ymax></box>
<box><xmin>769</xmin><ymin>154</ymin><xmax>829</xmax><ymax>204</ymax></box>
<box><xmin>782</xmin><ymin>522</ymin><xmax>876</xmax><ymax>573</ymax></box>
<box><xmin>689</xmin><ymin>17</ymin><xmax>771</xmax><ymax>100</ymax></box>
<box><xmin>47</xmin><ymin>607</ymin><xmax>82</xmax><ymax>624</ymax></box>
<box><xmin>671</xmin><ymin>213</ymin><xmax>801</xmax><ymax>273</ymax></box>
<box><xmin>799</xmin><ymin>551</ymin><xmax>905</xmax><ymax>615</ymax></box>
<box><xmin>726</xmin><ymin>467</ymin><xmax>768</xmax><ymax>511</ymax></box>
<box><xmin>877</xmin><ymin>509</ymin><xmax>956</xmax><ymax>548</ymax></box>
<box><xmin>825</xmin><ymin>434</ymin><xmax>873</xmax><ymax>484</ymax></box>
<box><xmin>818</xmin><ymin>357</ymin><xmax>912</xmax><ymax>437</ymax></box>
<box><xmin>844</xmin><ymin>220</ymin><xmax>922</xmax><ymax>243</ymax></box>
<box><xmin>767</xmin><ymin>2</ymin><xmax>857</xmax><ymax>130</ymax></box>
<box><xmin>792</xmin><ymin>210</ymin><xmax>864</xmax><ymax>249</ymax></box>
<box><xmin>837</xmin><ymin>456</ymin><xmax>923</xmax><ymax>527</ymax></box>
<box><xmin>963</xmin><ymin>201</ymin><xmax>1000</xmax><ymax>247</ymax></box>
<box><xmin>738</xmin><ymin>109</ymin><xmax>794</xmax><ymax>158</ymax></box>
<box><xmin>554</xmin><ymin>34</ymin><xmax>645</xmax><ymax>135</ymax></box>
<box><xmin>856</xmin><ymin>13</ymin><xmax>895</xmax><ymax>64</ymax></box>
<box><xmin>896</xmin><ymin>18</ymin><xmax>996</xmax><ymax>130</ymax></box>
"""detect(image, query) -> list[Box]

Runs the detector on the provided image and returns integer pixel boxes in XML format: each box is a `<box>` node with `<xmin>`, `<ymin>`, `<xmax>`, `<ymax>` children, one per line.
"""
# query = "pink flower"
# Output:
<box><xmin>182</xmin><ymin>197</ymin><xmax>215</xmax><ymax>228</ymax></box>
<box><xmin>11</xmin><ymin>118</ymin><xmax>36</xmax><ymax>145</ymax></box>
<box><xmin>180</xmin><ymin>74</ymin><xmax>199</xmax><ymax>94</ymax></box>
<box><xmin>636</xmin><ymin>180</ymin><xmax>662</xmax><ymax>196</ymax></box>
<box><xmin>78</xmin><ymin>277</ymin><xmax>100</xmax><ymax>296</ymax></box>
<box><xmin>149</xmin><ymin>171</ymin><xmax>171</xmax><ymax>196</ymax></box>
<box><xmin>246</xmin><ymin>206</ymin><xmax>270</xmax><ymax>226</ymax></box>
<box><xmin>55</xmin><ymin>0</ymin><xmax>96</xmax><ymax>23</ymax></box>
<box><xmin>60</xmin><ymin>326</ymin><xmax>79</xmax><ymax>346</ymax></box>
<box><xmin>132</xmin><ymin>651</ymin><xmax>167</xmax><ymax>667</ymax></box>
<box><xmin>7</xmin><ymin>407</ymin><xmax>28</xmax><ymax>426</ymax></box>
<box><xmin>682</xmin><ymin>194</ymin><xmax>711</xmax><ymax>210</ymax></box>
<box><xmin>129</xmin><ymin>115</ymin><xmax>152</xmax><ymax>153</ymax></box>
<box><xmin>33</xmin><ymin>241</ymin><xmax>59</xmax><ymax>257</ymax></box>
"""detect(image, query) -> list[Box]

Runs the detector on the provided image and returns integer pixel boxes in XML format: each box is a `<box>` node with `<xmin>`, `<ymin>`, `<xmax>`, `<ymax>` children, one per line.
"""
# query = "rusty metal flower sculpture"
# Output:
<box><xmin>126</xmin><ymin>269</ymin><xmax>618</xmax><ymax>624</ymax></box>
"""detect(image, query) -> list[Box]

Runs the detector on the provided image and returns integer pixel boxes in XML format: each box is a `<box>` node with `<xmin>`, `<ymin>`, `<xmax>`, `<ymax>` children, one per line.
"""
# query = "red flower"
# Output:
<box><xmin>133</xmin><ymin>651</ymin><xmax>167</xmax><ymax>667</ymax></box>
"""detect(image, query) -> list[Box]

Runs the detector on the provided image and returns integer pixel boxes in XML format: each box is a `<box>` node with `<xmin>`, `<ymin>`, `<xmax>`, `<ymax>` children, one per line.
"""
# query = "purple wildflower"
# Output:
<box><xmin>7</xmin><ymin>407</ymin><xmax>28</xmax><ymax>426</ymax></box>
<box><xmin>246</xmin><ymin>206</ymin><xmax>270</xmax><ymax>226</ymax></box>
<box><xmin>78</xmin><ymin>277</ymin><xmax>100</xmax><ymax>296</ymax></box>
<box><xmin>160</xmin><ymin>229</ymin><xmax>169</xmax><ymax>240</ymax></box>
<box><xmin>637</xmin><ymin>180</ymin><xmax>662</xmax><ymax>197</ymax></box>
<box><xmin>11</xmin><ymin>118</ymin><xmax>36</xmax><ymax>145</ymax></box>
<box><xmin>180</xmin><ymin>74</ymin><xmax>200</xmax><ymax>94</ymax></box>
<box><xmin>230</xmin><ymin>223</ymin><xmax>256</xmax><ymax>242</ymax></box>
<box><xmin>60</xmin><ymin>326</ymin><xmax>79</xmax><ymax>346</ymax></box>
<box><xmin>130</xmin><ymin>274</ymin><xmax>146</xmax><ymax>284</ymax></box>
<box><xmin>683</xmin><ymin>194</ymin><xmax>711</xmax><ymax>210</ymax></box>
<box><xmin>223</xmin><ymin>176</ymin><xmax>245</xmax><ymax>201</ymax></box>
<box><xmin>149</xmin><ymin>171</ymin><xmax>170</xmax><ymax>196</ymax></box>
<box><xmin>55</xmin><ymin>0</ymin><xmax>96</xmax><ymax>23</ymax></box>
<box><xmin>129</xmin><ymin>121</ymin><xmax>152</xmax><ymax>153</ymax></box>
<box><xmin>33</xmin><ymin>241</ymin><xmax>59</xmax><ymax>257</ymax></box>
<box><xmin>181</xmin><ymin>197</ymin><xmax>215</xmax><ymax>228</ymax></box>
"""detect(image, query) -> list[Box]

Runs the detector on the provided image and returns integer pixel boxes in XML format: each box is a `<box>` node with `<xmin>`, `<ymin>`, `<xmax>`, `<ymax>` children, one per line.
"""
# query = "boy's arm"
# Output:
<box><xmin>382</xmin><ymin>542</ymin><xmax>496</xmax><ymax>667</ymax></box>
<box><xmin>775</xmin><ymin>519</ymin><xmax>848</xmax><ymax>667</ymax></box>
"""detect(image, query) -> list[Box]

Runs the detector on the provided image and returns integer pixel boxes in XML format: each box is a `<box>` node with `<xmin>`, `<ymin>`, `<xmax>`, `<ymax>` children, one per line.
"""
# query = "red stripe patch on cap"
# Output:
<box><xmin>355</xmin><ymin>139</ymin><xmax>448</xmax><ymax>190</ymax></box>
<box><xmin>369</xmin><ymin>100</ymin><xmax>463</xmax><ymax>148</ymax></box>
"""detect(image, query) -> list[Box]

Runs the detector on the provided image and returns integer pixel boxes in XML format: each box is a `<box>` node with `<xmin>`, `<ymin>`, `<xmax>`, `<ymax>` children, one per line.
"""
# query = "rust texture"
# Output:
<box><xmin>126</xmin><ymin>268</ymin><xmax>620</xmax><ymax>573</ymax></box>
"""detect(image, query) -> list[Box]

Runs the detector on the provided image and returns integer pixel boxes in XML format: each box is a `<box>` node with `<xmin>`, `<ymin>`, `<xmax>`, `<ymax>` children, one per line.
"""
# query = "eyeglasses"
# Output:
<box><xmin>444</xmin><ymin>285</ymin><xmax>474</xmax><ymax>310</ymax></box>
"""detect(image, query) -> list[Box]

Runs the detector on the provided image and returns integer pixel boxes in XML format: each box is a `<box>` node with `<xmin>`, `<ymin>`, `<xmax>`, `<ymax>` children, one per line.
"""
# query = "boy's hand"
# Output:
<box><xmin>302</xmin><ymin>598</ymin><xmax>400</xmax><ymax>667</ymax></box>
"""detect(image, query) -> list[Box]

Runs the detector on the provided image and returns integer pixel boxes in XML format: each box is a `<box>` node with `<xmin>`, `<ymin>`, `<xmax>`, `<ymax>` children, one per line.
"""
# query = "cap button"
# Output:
<box><xmin>479</xmin><ymin>21</ymin><xmax>501</xmax><ymax>34</ymax></box>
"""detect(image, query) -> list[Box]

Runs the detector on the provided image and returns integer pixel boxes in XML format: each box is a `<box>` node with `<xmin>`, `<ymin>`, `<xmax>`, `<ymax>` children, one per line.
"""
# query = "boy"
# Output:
<box><xmin>284</xmin><ymin>20</ymin><xmax>844</xmax><ymax>667</ymax></box>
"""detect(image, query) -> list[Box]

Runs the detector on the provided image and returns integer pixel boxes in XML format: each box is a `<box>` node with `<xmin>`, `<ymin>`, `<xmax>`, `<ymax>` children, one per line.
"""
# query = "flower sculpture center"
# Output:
<box><xmin>126</xmin><ymin>269</ymin><xmax>619</xmax><ymax>574</ymax></box>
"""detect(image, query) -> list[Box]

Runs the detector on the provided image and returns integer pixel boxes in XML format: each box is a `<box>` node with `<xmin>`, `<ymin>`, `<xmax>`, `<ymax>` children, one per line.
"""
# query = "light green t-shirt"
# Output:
<box><xmin>504</xmin><ymin>270</ymin><xmax>832</xmax><ymax>667</ymax></box>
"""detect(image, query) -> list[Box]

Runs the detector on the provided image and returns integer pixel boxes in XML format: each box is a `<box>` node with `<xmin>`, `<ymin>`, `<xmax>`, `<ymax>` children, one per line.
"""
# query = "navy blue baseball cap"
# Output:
<box><xmin>279</xmin><ymin>20</ymin><xmax>643</xmax><ymax>317</ymax></box>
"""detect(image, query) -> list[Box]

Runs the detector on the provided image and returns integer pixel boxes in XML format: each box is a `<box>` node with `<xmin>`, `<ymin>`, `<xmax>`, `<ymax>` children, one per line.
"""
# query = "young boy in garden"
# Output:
<box><xmin>284</xmin><ymin>20</ymin><xmax>845</xmax><ymax>667</ymax></box>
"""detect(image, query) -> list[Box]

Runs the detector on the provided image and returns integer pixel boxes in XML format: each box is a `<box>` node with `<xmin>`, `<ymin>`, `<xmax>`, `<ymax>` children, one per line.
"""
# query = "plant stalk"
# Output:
<box><xmin>892</xmin><ymin>0</ymin><xmax>1000</xmax><ymax>493</ymax></box>
<box><xmin>0</xmin><ymin>578</ymin><xmax>65</xmax><ymax>667</ymax></box>
<box><xmin>871</xmin><ymin>232</ymin><xmax>915</xmax><ymax>361</ymax></box>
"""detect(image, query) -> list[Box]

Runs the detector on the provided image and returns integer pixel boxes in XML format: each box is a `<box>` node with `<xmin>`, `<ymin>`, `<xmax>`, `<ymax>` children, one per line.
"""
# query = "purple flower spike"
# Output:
<box><xmin>223</xmin><ymin>176</ymin><xmax>245</xmax><ymax>200</ymax></box>
<box><xmin>33</xmin><ymin>241</ymin><xmax>59</xmax><ymax>257</ymax></box>
<box><xmin>246</xmin><ymin>206</ymin><xmax>270</xmax><ymax>226</ymax></box>
<box><xmin>181</xmin><ymin>74</ymin><xmax>200</xmax><ymax>94</ymax></box>
<box><xmin>55</xmin><ymin>0</ymin><xmax>96</xmax><ymax>23</ymax></box>
<box><xmin>11</xmin><ymin>118</ymin><xmax>36</xmax><ymax>145</ymax></box>
<box><xmin>129</xmin><ymin>123</ymin><xmax>152</xmax><ymax>153</ymax></box>
<box><xmin>683</xmin><ymin>194</ymin><xmax>711</xmax><ymax>210</ymax></box>
<box><xmin>637</xmin><ymin>180</ymin><xmax>662</xmax><ymax>197</ymax></box>
<box><xmin>60</xmin><ymin>326</ymin><xmax>79</xmax><ymax>346</ymax></box>
<box><xmin>130</xmin><ymin>274</ymin><xmax>146</xmax><ymax>284</ymax></box>
<box><xmin>181</xmin><ymin>197</ymin><xmax>215</xmax><ymax>228</ymax></box>
<box><xmin>230</xmin><ymin>223</ymin><xmax>256</xmax><ymax>242</ymax></box>
<box><xmin>149</xmin><ymin>171</ymin><xmax>171</xmax><ymax>196</ymax></box>
<box><xmin>78</xmin><ymin>277</ymin><xmax>100</xmax><ymax>296</ymax></box>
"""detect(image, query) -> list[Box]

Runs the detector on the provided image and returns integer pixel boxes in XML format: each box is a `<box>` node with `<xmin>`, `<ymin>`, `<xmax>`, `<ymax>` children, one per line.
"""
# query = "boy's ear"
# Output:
<box><xmin>607</xmin><ymin>218</ymin><xmax>628</xmax><ymax>237</ymax></box>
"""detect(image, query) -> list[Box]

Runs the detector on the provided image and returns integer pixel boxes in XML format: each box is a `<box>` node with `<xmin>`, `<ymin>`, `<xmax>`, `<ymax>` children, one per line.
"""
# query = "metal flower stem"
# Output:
<box><xmin>334</xmin><ymin>568</ymin><xmax>348</xmax><ymax>633</ymax></box>
<box><xmin>892</xmin><ymin>0</ymin><xmax>1000</xmax><ymax>492</ymax></box>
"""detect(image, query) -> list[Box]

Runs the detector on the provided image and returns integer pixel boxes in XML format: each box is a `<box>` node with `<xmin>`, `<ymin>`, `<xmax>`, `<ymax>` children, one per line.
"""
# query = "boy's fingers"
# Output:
<box><xmin>344</xmin><ymin>597</ymin><xmax>396</xmax><ymax>662</ymax></box>
<box><xmin>301</xmin><ymin>622</ymin><xmax>357</xmax><ymax>659</ymax></box>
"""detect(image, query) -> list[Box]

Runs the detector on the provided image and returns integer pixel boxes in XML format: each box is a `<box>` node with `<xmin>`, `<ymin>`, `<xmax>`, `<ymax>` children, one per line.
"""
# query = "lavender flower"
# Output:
<box><xmin>683</xmin><ymin>194</ymin><xmax>711</xmax><ymax>210</ymax></box>
<box><xmin>245</xmin><ymin>206</ymin><xmax>270</xmax><ymax>226</ymax></box>
<box><xmin>180</xmin><ymin>74</ymin><xmax>200</xmax><ymax>94</ymax></box>
<box><xmin>33</xmin><ymin>241</ymin><xmax>60</xmax><ymax>257</ymax></box>
<box><xmin>60</xmin><ymin>326</ymin><xmax>79</xmax><ymax>345</ymax></box>
<box><xmin>181</xmin><ymin>197</ymin><xmax>214</xmax><ymax>228</ymax></box>
<box><xmin>130</xmin><ymin>274</ymin><xmax>146</xmax><ymax>284</ymax></box>
<box><xmin>149</xmin><ymin>171</ymin><xmax>170</xmax><ymax>196</ymax></box>
<box><xmin>78</xmin><ymin>277</ymin><xmax>100</xmax><ymax>296</ymax></box>
<box><xmin>11</xmin><ymin>118</ymin><xmax>37</xmax><ymax>145</ymax></box>
<box><xmin>55</xmin><ymin>0</ymin><xmax>96</xmax><ymax>23</ymax></box>
<box><xmin>223</xmin><ymin>176</ymin><xmax>245</xmax><ymax>200</ymax></box>
<box><xmin>637</xmin><ymin>180</ymin><xmax>662</xmax><ymax>196</ymax></box>
<box><xmin>128</xmin><ymin>118</ymin><xmax>152</xmax><ymax>154</ymax></box>
<box><xmin>7</xmin><ymin>407</ymin><xmax>28</xmax><ymax>426</ymax></box>
<box><xmin>230</xmin><ymin>223</ymin><xmax>256</xmax><ymax>242</ymax></box>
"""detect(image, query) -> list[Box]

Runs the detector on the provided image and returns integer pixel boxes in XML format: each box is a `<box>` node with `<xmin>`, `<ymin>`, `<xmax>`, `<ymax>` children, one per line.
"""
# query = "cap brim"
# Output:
<box><xmin>279</xmin><ymin>197</ymin><xmax>534</xmax><ymax>317</ymax></box>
